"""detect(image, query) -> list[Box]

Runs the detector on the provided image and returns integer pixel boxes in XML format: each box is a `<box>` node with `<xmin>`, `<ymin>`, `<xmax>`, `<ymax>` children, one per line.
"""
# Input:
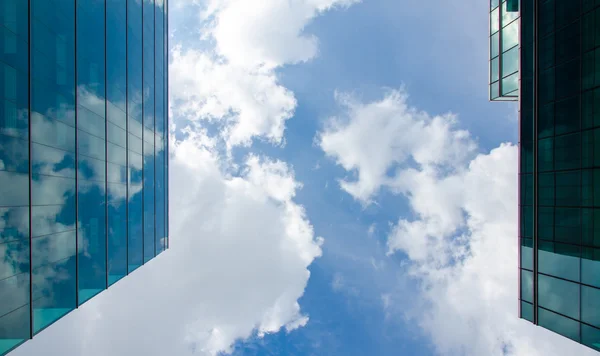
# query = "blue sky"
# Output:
<box><xmin>222</xmin><ymin>1</ymin><xmax>514</xmax><ymax>355</ymax></box>
<box><xmin>9</xmin><ymin>1</ymin><xmax>600</xmax><ymax>356</ymax></box>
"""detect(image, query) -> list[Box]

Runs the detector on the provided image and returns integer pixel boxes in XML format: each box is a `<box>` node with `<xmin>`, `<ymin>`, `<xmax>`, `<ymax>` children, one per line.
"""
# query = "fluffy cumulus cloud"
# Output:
<box><xmin>170</xmin><ymin>0</ymin><xmax>359</xmax><ymax>148</ymax></box>
<box><xmin>319</xmin><ymin>89</ymin><xmax>597</xmax><ymax>356</ymax></box>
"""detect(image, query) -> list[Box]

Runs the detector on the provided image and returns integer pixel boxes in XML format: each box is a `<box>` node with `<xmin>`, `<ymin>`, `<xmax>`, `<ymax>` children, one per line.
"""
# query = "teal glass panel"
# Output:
<box><xmin>538</xmin><ymin>103</ymin><xmax>554</xmax><ymax>139</ymax></box>
<box><xmin>506</xmin><ymin>0</ymin><xmax>518</xmax><ymax>12</ymax></box>
<box><xmin>539</xmin><ymin>33</ymin><xmax>554</xmax><ymax>70</ymax></box>
<box><xmin>582</xmin><ymin>286</ymin><xmax>600</xmax><ymax>328</ymax></box>
<box><xmin>582</xmin><ymin>248</ymin><xmax>600</xmax><ymax>288</ymax></box>
<box><xmin>555</xmin><ymin>22</ymin><xmax>580</xmax><ymax>66</ymax></box>
<box><xmin>555</xmin><ymin>59</ymin><xmax>580</xmax><ymax>101</ymax></box>
<box><xmin>501</xmin><ymin>20</ymin><xmax>519</xmax><ymax>52</ymax></box>
<box><xmin>143</xmin><ymin>139</ymin><xmax>155</xmax><ymax>262</ymax></box>
<box><xmin>491</xmin><ymin>8</ymin><xmax>500</xmax><ymax>34</ymax></box>
<box><xmin>155</xmin><ymin>136</ymin><xmax>165</xmax><ymax>254</ymax></box>
<box><xmin>555</xmin><ymin>0</ymin><xmax>580</xmax><ymax>30</ymax></box>
<box><xmin>521</xmin><ymin>206</ymin><xmax>533</xmax><ymax>238</ymax></box>
<box><xmin>521</xmin><ymin>269</ymin><xmax>533</xmax><ymax>302</ymax></box>
<box><xmin>554</xmin><ymin>208</ymin><xmax>581</xmax><ymax>245</ymax></box>
<box><xmin>106</xmin><ymin>0</ymin><xmax>127</xmax><ymax>283</ymax></box>
<box><xmin>490</xmin><ymin>81</ymin><xmax>499</xmax><ymax>99</ymax></box>
<box><xmin>538</xmin><ymin>274</ymin><xmax>580</xmax><ymax>320</ymax></box>
<box><xmin>554</xmin><ymin>96</ymin><xmax>580</xmax><ymax>136</ymax></box>
<box><xmin>491</xmin><ymin>58</ymin><xmax>499</xmax><ymax>83</ymax></box>
<box><xmin>520</xmin><ymin>174</ymin><xmax>533</xmax><ymax>206</ymax></box>
<box><xmin>583</xmin><ymin>50</ymin><xmax>594</xmax><ymax>91</ymax></box>
<box><xmin>538</xmin><ymin>0</ymin><xmax>555</xmax><ymax>39</ymax></box>
<box><xmin>521</xmin><ymin>239</ymin><xmax>533</xmax><ymax>270</ymax></box>
<box><xmin>491</xmin><ymin>31</ymin><xmax>500</xmax><ymax>59</ymax></box>
<box><xmin>30</xmin><ymin>0</ymin><xmax>77</xmax><ymax>335</ymax></box>
<box><xmin>555</xmin><ymin>171</ymin><xmax>580</xmax><ymax>207</ymax></box>
<box><xmin>538</xmin><ymin>307</ymin><xmax>581</xmax><ymax>342</ymax></box>
<box><xmin>521</xmin><ymin>139</ymin><xmax>533</xmax><ymax>173</ymax></box>
<box><xmin>491</xmin><ymin>0</ymin><xmax>500</xmax><ymax>10</ymax></box>
<box><xmin>128</xmin><ymin>0</ymin><xmax>144</xmax><ymax>272</ymax></box>
<box><xmin>538</xmin><ymin>242</ymin><xmax>580</xmax><ymax>282</ymax></box>
<box><xmin>502</xmin><ymin>46</ymin><xmax>519</xmax><ymax>78</ymax></box>
<box><xmin>77</xmin><ymin>0</ymin><xmax>107</xmax><ymax>305</ymax></box>
<box><xmin>538</xmin><ymin>207</ymin><xmax>554</xmax><ymax>241</ymax></box>
<box><xmin>539</xmin><ymin>68</ymin><xmax>555</xmax><ymax>104</ymax></box>
<box><xmin>554</xmin><ymin>133</ymin><xmax>580</xmax><ymax>171</ymax></box>
<box><xmin>538</xmin><ymin>137</ymin><xmax>554</xmax><ymax>172</ymax></box>
<box><xmin>521</xmin><ymin>301</ymin><xmax>533</xmax><ymax>322</ymax></box>
<box><xmin>501</xmin><ymin>1</ymin><xmax>519</xmax><ymax>26</ymax></box>
<box><xmin>501</xmin><ymin>72</ymin><xmax>518</xmax><ymax>96</ymax></box>
<box><xmin>582</xmin><ymin>324</ymin><xmax>600</xmax><ymax>351</ymax></box>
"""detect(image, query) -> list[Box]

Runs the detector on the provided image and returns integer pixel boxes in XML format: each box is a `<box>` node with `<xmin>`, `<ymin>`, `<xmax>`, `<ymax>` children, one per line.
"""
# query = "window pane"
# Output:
<box><xmin>538</xmin><ymin>274</ymin><xmax>580</xmax><ymax>320</ymax></box>
<box><xmin>538</xmin><ymin>307</ymin><xmax>580</xmax><ymax>342</ymax></box>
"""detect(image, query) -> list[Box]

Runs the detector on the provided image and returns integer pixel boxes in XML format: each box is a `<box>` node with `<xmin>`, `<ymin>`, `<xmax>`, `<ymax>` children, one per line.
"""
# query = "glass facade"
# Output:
<box><xmin>515</xmin><ymin>0</ymin><xmax>600</xmax><ymax>350</ymax></box>
<box><xmin>490</xmin><ymin>0</ymin><xmax>520</xmax><ymax>101</ymax></box>
<box><xmin>0</xmin><ymin>0</ymin><xmax>168</xmax><ymax>354</ymax></box>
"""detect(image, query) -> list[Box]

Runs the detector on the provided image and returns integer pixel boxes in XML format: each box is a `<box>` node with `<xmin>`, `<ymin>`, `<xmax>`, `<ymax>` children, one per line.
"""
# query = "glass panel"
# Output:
<box><xmin>108</xmin><ymin>182</ymin><xmax>127</xmax><ymax>285</ymax></box>
<box><xmin>491</xmin><ymin>57</ymin><xmax>499</xmax><ymax>83</ymax></box>
<box><xmin>555</xmin><ymin>171</ymin><xmax>580</xmax><ymax>207</ymax></box>
<box><xmin>555</xmin><ymin>22</ymin><xmax>580</xmax><ymax>66</ymax></box>
<box><xmin>501</xmin><ymin>72</ymin><xmax>518</xmax><ymax>96</ymax></box>
<box><xmin>502</xmin><ymin>46</ymin><xmax>519</xmax><ymax>78</ymax></box>
<box><xmin>491</xmin><ymin>7</ymin><xmax>500</xmax><ymax>35</ymax></box>
<box><xmin>0</xmin><ymin>171</ymin><xmax>28</xmax><ymax>206</ymax></box>
<box><xmin>521</xmin><ymin>301</ymin><xmax>533</xmax><ymax>322</ymax></box>
<box><xmin>554</xmin><ymin>208</ymin><xmax>581</xmax><ymax>245</ymax></box>
<box><xmin>521</xmin><ymin>269</ymin><xmax>533</xmax><ymax>303</ymax></box>
<box><xmin>554</xmin><ymin>96</ymin><xmax>580</xmax><ymax>136</ymax></box>
<box><xmin>29</xmin><ymin>0</ymin><xmax>77</xmax><ymax>327</ymax></box>
<box><xmin>538</xmin><ymin>274</ymin><xmax>580</xmax><ymax>320</ymax></box>
<box><xmin>582</xmin><ymin>286</ymin><xmax>600</xmax><ymax>328</ymax></box>
<box><xmin>556</xmin><ymin>59</ymin><xmax>580</xmax><ymax>101</ymax></box>
<box><xmin>501</xmin><ymin>20</ymin><xmax>519</xmax><ymax>52</ymax></box>
<box><xmin>521</xmin><ymin>238</ymin><xmax>533</xmax><ymax>270</ymax></box>
<box><xmin>582</xmin><ymin>324</ymin><xmax>600</xmax><ymax>351</ymax></box>
<box><xmin>583</xmin><ymin>248</ymin><xmax>600</xmax><ymax>288</ymax></box>
<box><xmin>538</xmin><ymin>242</ymin><xmax>580</xmax><ymax>282</ymax></box>
<box><xmin>554</xmin><ymin>133</ymin><xmax>580</xmax><ymax>171</ymax></box>
<box><xmin>538</xmin><ymin>307</ymin><xmax>581</xmax><ymax>342</ymax></box>
<box><xmin>490</xmin><ymin>81</ymin><xmax>499</xmax><ymax>99</ymax></box>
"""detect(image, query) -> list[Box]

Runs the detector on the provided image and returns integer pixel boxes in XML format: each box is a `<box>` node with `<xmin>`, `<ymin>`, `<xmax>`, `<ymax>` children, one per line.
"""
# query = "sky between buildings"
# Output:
<box><xmin>9</xmin><ymin>0</ymin><xmax>598</xmax><ymax>356</ymax></box>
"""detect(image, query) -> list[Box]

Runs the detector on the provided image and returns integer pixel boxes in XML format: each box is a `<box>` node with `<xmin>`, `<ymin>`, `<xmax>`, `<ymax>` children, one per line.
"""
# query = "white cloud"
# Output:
<box><xmin>318</xmin><ymin>90</ymin><xmax>476</xmax><ymax>204</ymax></box>
<box><xmin>170</xmin><ymin>0</ymin><xmax>360</xmax><ymax>149</ymax></box>
<box><xmin>11</xmin><ymin>130</ymin><xmax>323</xmax><ymax>356</ymax></box>
<box><xmin>319</xmin><ymin>89</ymin><xmax>598</xmax><ymax>356</ymax></box>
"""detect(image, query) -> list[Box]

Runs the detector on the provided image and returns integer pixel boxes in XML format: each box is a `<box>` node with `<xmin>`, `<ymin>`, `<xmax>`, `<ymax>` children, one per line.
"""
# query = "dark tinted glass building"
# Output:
<box><xmin>490</xmin><ymin>0</ymin><xmax>600</xmax><ymax>350</ymax></box>
<box><xmin>0</xmin><ymin>0</ymin><xmax>169</xmax><ymax>354</ymax></box>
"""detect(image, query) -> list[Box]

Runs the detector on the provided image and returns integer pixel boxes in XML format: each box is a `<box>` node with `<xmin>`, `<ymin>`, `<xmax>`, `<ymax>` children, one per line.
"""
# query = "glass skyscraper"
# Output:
<box><xmin>490</xmin><ymin>0</ymin><xmax>600</xmax><ymax>350</ymax></box>
<box><xmin>0</xmin><ymin>0</ymin><xmax>169</xmax><ymax>354</ymax></box>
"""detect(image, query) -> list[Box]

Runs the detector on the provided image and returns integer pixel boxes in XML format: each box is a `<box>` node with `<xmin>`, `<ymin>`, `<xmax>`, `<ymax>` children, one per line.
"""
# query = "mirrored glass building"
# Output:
<box><xmin>490</xmin><ymin>0</ymin><xmax>600</xmax><ymax>350</ymax></box>
<box><xmin>0</xmin><ymin>0</ymin><xmax>169</xmax><ymax>354</ymax></box>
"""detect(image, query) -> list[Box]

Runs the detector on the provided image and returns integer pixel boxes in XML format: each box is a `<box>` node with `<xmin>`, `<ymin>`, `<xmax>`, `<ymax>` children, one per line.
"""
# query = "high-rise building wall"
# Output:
<box><xmin>0</xmin><ymin>0</ymin><xmax>169</xmax><ymax>354</ymax></box>
<box><xmin>491</xmin><ymin>0</ymin><xmax>600</xmax><ymax>350</ymax></box>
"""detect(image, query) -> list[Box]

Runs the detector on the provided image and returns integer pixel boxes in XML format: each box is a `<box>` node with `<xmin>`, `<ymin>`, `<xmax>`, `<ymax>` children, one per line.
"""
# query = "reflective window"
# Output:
<box><xmin>538</xmin><ymin>274</ymin><xmax>580</xmax><ymax>320</ymax></box>
<box><xmin>538</xmin><ymin>307</ymin><xmax>581</xmax><ymax>342</ymax></box>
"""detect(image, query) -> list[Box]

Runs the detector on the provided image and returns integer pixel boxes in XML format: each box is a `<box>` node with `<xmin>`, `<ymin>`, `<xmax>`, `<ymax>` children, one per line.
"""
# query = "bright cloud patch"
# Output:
<box><xmin>170</xmin><ymin>0</ymin><xmax>360</xmax><ymax>148</ymax></box>
<box><xmin>319</xmin><ymin>90</ymin><xmax>597</xmax><ymax>356</ymax></box>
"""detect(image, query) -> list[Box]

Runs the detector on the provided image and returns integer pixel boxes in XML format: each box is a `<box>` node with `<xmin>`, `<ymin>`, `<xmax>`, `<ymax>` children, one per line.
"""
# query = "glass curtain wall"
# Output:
<box><xmin>0</xmin><ymin>0</ymin><xmax>168</xmax><ymax>354</ymax></box>
<box><xmin>520</xmin><ymin>0</ymin><xmax>600</xmax><ymax>350</ymax></box>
